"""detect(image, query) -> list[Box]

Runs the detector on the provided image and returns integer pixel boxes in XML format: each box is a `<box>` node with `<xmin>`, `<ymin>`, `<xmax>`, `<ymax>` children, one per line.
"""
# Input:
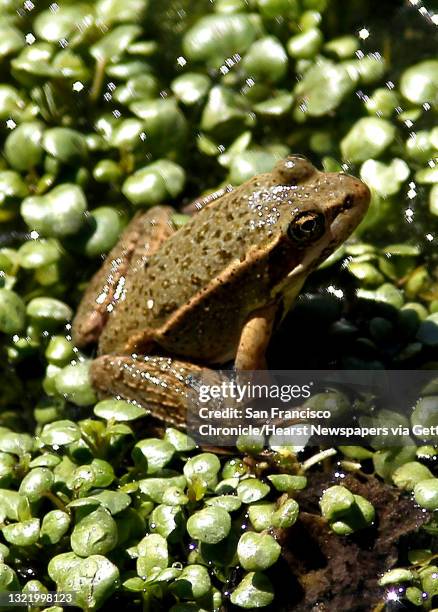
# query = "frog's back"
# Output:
<box><xmin>97</xmin><ymin>173</ymin><xmax>283</xmax><ymax>359</ymax></box>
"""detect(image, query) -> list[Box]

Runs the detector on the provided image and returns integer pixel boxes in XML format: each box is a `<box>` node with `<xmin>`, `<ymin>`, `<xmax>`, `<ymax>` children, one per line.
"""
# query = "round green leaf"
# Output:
<box><xmin>186</xmin><ymin>506</ymin><xmax>231</xmax><ymax>544</ymax></box>
<box><xmin>71</xmin><ymin>508</ymin><xmax>118</xmax><ymax>557</ymax></box>
<box><xmin>94</xmin><ymin>398</ymin><xmax>148</xmax><ymax>421</ymax></box>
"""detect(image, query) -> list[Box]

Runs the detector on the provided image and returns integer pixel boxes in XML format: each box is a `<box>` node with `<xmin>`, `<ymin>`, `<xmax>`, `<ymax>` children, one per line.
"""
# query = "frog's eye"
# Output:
<box><xmin>287</xmin><ymin>211</ymin><xmax>325</xmax><ymax>244</ymax></box>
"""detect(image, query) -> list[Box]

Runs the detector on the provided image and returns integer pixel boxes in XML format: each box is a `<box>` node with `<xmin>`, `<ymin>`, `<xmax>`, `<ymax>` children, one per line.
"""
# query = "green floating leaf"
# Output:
<box><xmin>129</xmin><ymin>99</ymin><xmax>188</xmax><ymax>155</ymax></box>
<box><xmin>21</xmin><ymin>184</ymin><xmax>88</xmax><ymax>238</ymax></box>
<box><xmin>164</xmin><ymin>428</ymin><xmax>197</xmax><ymax>452</ymax></box>
<box><xmin>171</xmin><ymin>73</ymin><xmax>211</xmax><ymax>106</ymax></box>
<box><xmin>94</xmin><ymin>398</ymin><xmax>149</xmax><ymax>421</ymax></box>
<box><xmin>248</xmin><ymin>501</ymin><xmax>276</xmax><ymax>531</ymax></box>
<box><xmin>132</xmin><ymin>438</ymin><xmax>175</xmax><ymax>474</ymax></box>
<box><xmin>319</xmin><ymin>485</ymin><xmax>355</xmax><ymax>521</ymax></box>
<box><xmin>71</xmin><ymin>507</ymin><xmax>118</xmax><ymax>557</ymax></box>
<box><xmin>19</xmin><ymin>467</ymin><xmax>54</xmax><ymax>502</ymax></box>
<box><xmin>0</xmin><ymin>289</ymin><xmax>26</xmax><ymax>335</ymax></box>
<box><xmin>414</xmin><ymin>478</ymin><xmax>438</xmax><ymax>510</ymax></box>
<box><xmin>114</xmin><ymin>73</ymin><xmax>158</xmax><ymax>105</ymax></box>
<box><xmin>294</xmin><ymin>60</ymin><xmax>356</xmax><ymax>117</ymax></box>
<box><xmin>237</xmin><ymin>478</ymin><xmax>270</xmax><ymax>503</ymax></box>
<box><xmin>183</xmin><ymin>14</ymin><xmax>261</xmax><ymax>67</ymax></box>
<box><xmin>0</xmin><ymin>432</ymin><xmax>33</xmax><ymax>456</ymax></box>
<box><xmin>0</xmin><ymin>24</ymin><xmax>24</xmax><ymax>57</ymax></box>
<box><xmin>267</xmin><ymin>474</ymin><xmax>307</xmax><ymax>492</ymax></box>
<box><xmin>43</xmin><ymin>128</ymin><xmax>88</xmax><ymax>164</ymax></box>
<box><xmin>287</xmin><ymin>27</ymin><xmax>323</xmax><ymax>59</ymax></box>
<box><xmin>4</xmin><ymin>122</ymin><xmax>45</xmax><ymax>171</ymax></box>
<box><xmin>205</xmin><ymin>495</ymin><xmax>242</xmax><ymax>512</ymax></box>
<box><xmin>392</xmin><ymin>461</ymin><xmax>433</xmax><ymax>491</ymax></box>
<box><xmin>0</xmin><ymin>563</ymin><xmax>20</xmax><ymax>593</ymax></box>
<box><xmin>11</xmin><ymin>43</ymin><xmax>55</xmax><ymax>81</ymax></box>
<box><xmin>0</xmin><ymin>85</ymin><xmax>24</xmax><ymax>120</ymax></box>
<box><xmin>230</xmin><ymin>571</ymin><xmax>274</xmax><ymax>608</ymax></box>
<box><xmin>201</xmin><ymin>85</ymin><xmax>253</xmax><ymax>137</ymax></box>
<box><xmin>237</xmin><ymin>532</ymin><xmax>281</xmax><ymax>571</ymax></box>
<box><xmin>186</xmin><ymin>506</ymin><xmax>231</xmax><ymax>544</ymax></box>
<box><xmin>96</xmin><ymin>0</ymin><xmax>149</xmax><ymax>25</ymax></box>
<box><xmin>184</xmin><ymin>453</ymin><xmax>221</xmax><ymax>489</ymax></box>
<box><xmin>228</xmin><ymin>151</ymin><xmax>279</xmax><ymax>185</ymax></box>
<box><xmin>360</xmin><ymin>158</ymin><xmax>409</xmax><ymax>197</ymax></box>
<box><xmin>416</xmin><ymin>166</ymin><xmax>438</xmax><ymax>185</ymax></box>
<box><xmin>243</xmin><ymin>36</ymin><xmax>288</xmax><ymax>82</ymax></box>
<box><xmin>341</xmin><ymin>117</ymin><xmax>396</xmax><ymax>163</ymax></box>
<box><xmin>82</xmin><ymin>490</ymin><xmax>132</xmax><ymax>515</ymax></box>
<box><xmin>40</xmin><ymin>510</ymin><xmax>71</xmax><ymax>545</ymax></box>
<box><xmin>40</xmin><ymin>420</ymin><xmax>81</xmax><ymax>446</ymax></box>
<box><xmin>2</xmin><ymin>518</ymin><xmax>40</xmax><ymax>546</ymax></box>
<box><xmin>55</xmin><ymin>362</ymin><xmax>97</xmax><ymax>407</ymax></box>
<box><xmin>17</xmin><ymin>239</ymin><xmax>60</xmax><ymax>270</ymax></box>
<box><xmin>400</xmin><ymin>60</ymin><xmax>438</xmax><ymax>105</ymax></box>
<box><xmin>171</xmin><ymin>564</ymin><xmax>211</xmax><ymax>600</ymax></box>
<box><xmin>430</xmin><ymin>184</ymin><xmax>438</xmax><ymax>216</ymax></box>
<box><xmin>34</xmin><ymin>6</ymin><xmax>93</xmax><ymax>43</ymax></box>
<box><xmin>272</xmin><ymin>498</ymin><xmax>300</xmax><ymax>528</ymax></box>
<box><xmin>139</xmin><ymin>473</ymin><xmax>187</xmax><ymax>503</ymax></box>
<box><xmin>257</xmin><ymin>0</ymin><xmax>300</xmax><ymax>18</ymax></box>
<box><xmin>48</xmin><ymin>552</ymin><xmax>119</xmax><ymax>610</ymax></box>
<box><xmin>0</xmin><ymin>170</ymin><xmax>28</xmax><ymax>204</ymax></box>
<box><xmin>27</xmin><ymin>297</ymin><xmax>73</xmax><ymax>325</ymax></box>
<box><xmin>149</xmin><ymin>504</ymin><xmax>184</xmax><ymax>541</ymax></box>
<box><xmin>136</xmin><ymin>533</ymin><xmax>168</xmax><ymax>578</ymax></box>
<box><xmin>90</xmin><ymin>25</ymin><xmax>142</xmax><ymax>63</ymax></box>
<box><xmin>122</xmin><ymin>160</ymin><xmax>185</xmax><ymax>206</ymax></box>
<box><xmin>253</xmin><ymin>92</ymin><xmax>294</xmax><ymax>117</ymax></box>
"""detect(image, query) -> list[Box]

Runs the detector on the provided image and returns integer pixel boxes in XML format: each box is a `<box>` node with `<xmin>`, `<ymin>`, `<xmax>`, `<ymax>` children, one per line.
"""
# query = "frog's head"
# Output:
<box><xmin>254</xmin><ymin>154</ymin><xmax>370</xmax><ymax>294</ymax></box>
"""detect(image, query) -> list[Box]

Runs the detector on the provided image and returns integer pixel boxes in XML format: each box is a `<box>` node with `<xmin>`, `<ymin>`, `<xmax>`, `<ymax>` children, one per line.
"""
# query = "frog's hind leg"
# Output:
<box><xmin>90</xmin><ymin>354</ymin><xmax>218</xmax><ymax>428</ymax></box>
<box><xmin>72</xmin><ymin>206</ymin><xmax>175</xmax><ymax>348</ymax></box>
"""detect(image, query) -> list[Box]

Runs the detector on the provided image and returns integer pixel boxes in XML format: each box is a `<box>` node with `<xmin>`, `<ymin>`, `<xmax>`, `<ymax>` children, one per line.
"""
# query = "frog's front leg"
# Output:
<box><xmin>90</xmin><ymin>354</ymin><xmax>217</xmax><ymax>428</ymax></box>
<box><xmin>72</xmin><ymin>206</ymin><xmax>175</xmax><ymax>348</ymax></box>
<box><xmin>234</xmin><ymin>303</ymin><xmax>278</xmax><ymax>370</ymax></box>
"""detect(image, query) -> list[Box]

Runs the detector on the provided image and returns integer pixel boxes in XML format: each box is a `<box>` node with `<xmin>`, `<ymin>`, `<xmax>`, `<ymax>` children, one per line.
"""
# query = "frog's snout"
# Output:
<box><xmin>335</xmin><ymin>174</ymin><xmax>371</xmax><ymax>217</ymax></box>
<box><xmin>350</xmin><ymin>176</ymin><xmax>371</xmax><ymax>214</ymax></box>
<box><xmin>329</xmin><ymin>174</ymin><xmax>371</xmax><ymax>241</ymax></box>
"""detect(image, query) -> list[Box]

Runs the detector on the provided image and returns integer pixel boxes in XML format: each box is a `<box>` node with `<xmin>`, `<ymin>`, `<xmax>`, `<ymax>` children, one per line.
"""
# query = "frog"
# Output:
<box><xmin>72</xmin><ymin>155</ymin><xmax>370</xmax><ymax>426</ymax></box>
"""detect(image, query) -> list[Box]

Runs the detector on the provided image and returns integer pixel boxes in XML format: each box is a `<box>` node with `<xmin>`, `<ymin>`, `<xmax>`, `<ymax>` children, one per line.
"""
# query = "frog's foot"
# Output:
<box><xmin>72</xmin><ymin>206</ymin><xmax>175</xmax><ymax>348</ymax></box>
<box><xmin>90</xmin><ymin>354</ymin><xmax>218</xmax><ymax>428</ymax></box>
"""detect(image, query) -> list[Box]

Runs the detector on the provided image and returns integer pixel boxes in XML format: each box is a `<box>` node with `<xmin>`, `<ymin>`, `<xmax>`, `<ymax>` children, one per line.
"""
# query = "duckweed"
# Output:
<box><xmin>237</xmin><ymin>532</ymin><xmax>281</xmax><ymax>571</ymax></box>
<box><xmin>414</xmin><ymin>479</ymin><xmax>438</xmax><ymax>511</ymax></box>
<box><xmin>186</xmin><ymin>506</ymin><xmax>231</xmax><ymax>544</ymax></box>
<box><xmin>320</xmin><ymin>486</ymin><xmax>375</xmax><ymax>534</ymax></box>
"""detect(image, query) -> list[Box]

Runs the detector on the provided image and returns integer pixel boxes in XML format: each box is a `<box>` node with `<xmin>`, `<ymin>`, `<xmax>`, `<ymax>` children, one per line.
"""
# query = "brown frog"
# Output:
<box><xmin>72</xmin><ymin>156</ymin><xmax>370</xmax><ymax>425</ymax></box>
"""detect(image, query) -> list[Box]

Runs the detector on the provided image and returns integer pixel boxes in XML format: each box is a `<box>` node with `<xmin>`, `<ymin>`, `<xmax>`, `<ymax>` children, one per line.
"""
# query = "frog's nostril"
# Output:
<box><xmin>344</xmin><ymin>195</ymin><xmax>353</xmax><ymax>208</ymax></box>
